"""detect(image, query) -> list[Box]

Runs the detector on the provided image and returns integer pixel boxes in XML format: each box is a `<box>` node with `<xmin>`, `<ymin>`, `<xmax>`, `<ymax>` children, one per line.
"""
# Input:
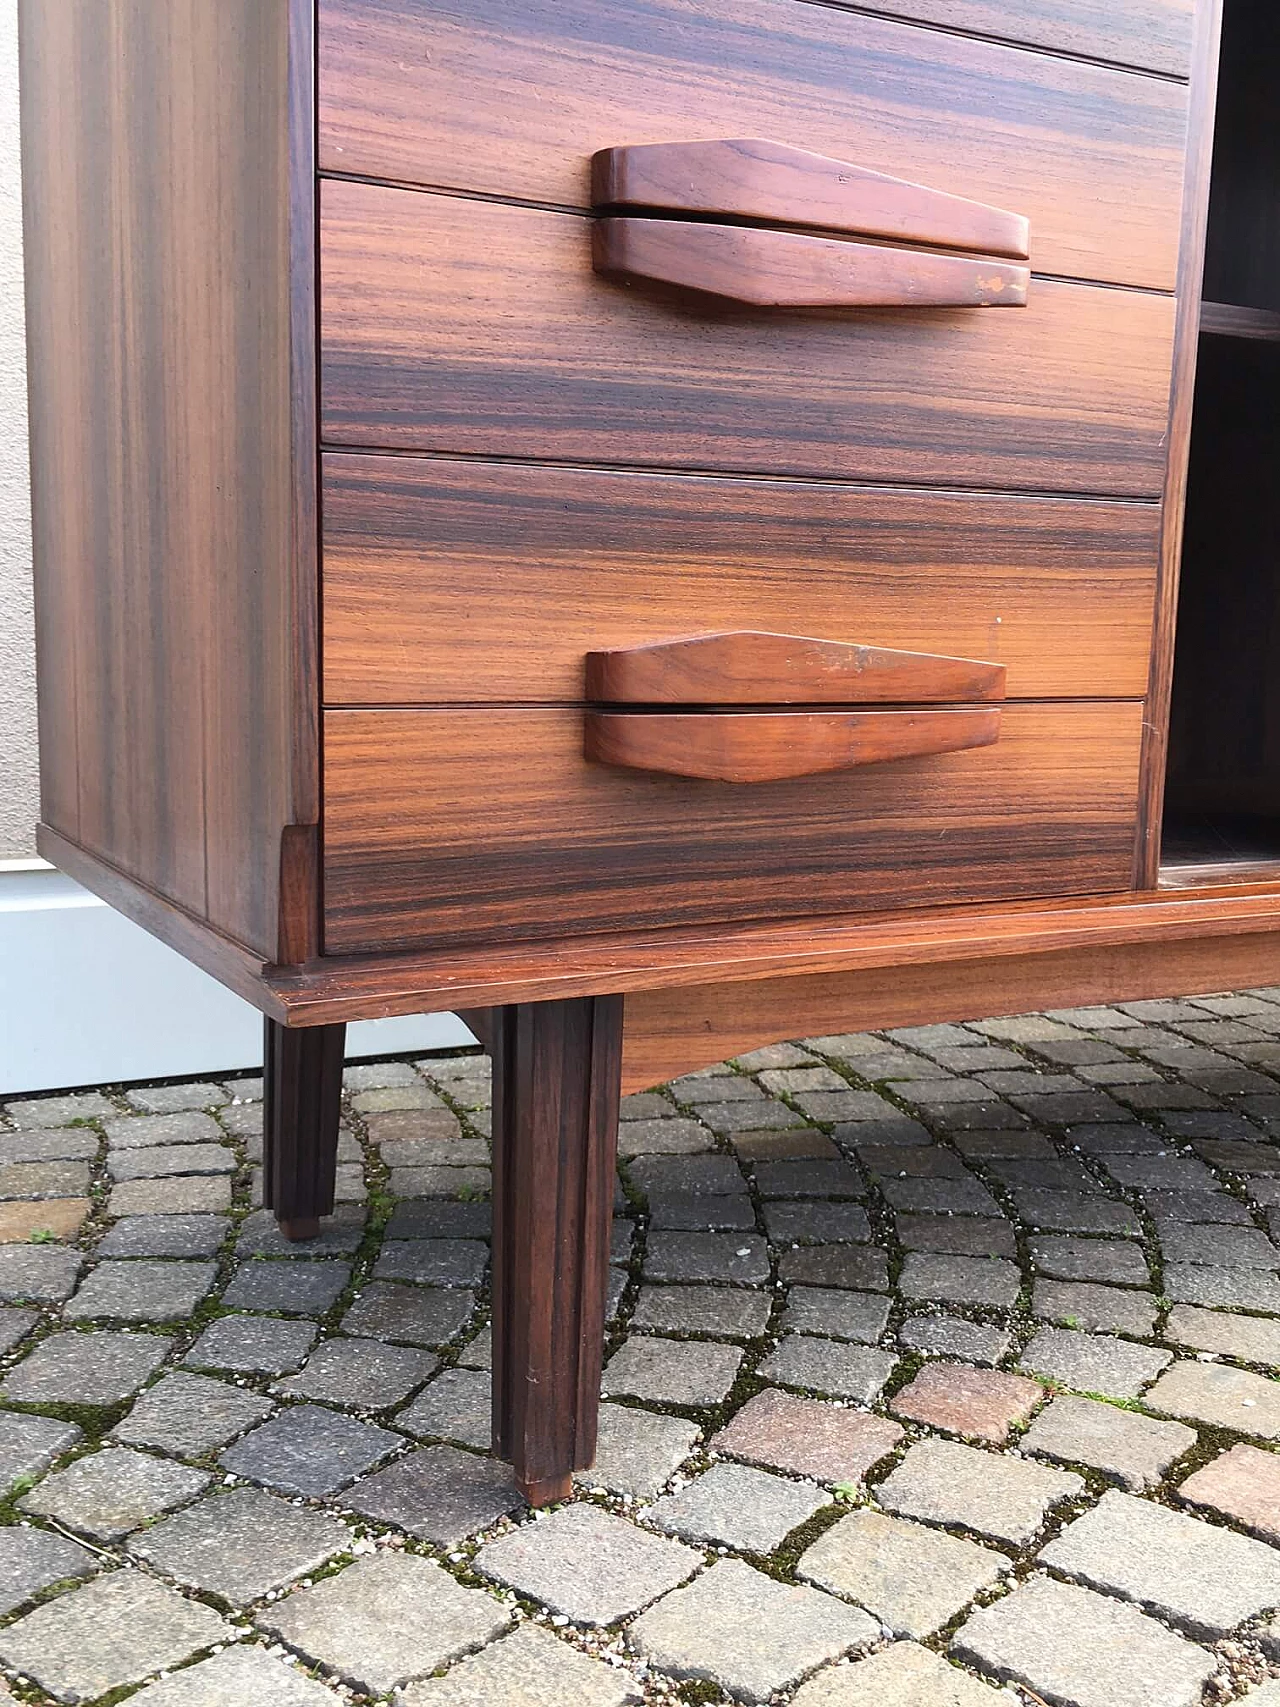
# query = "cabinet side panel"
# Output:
<box><xmin>18</xmin><ymin>0</ymin><xmax>316</xmax><ymax>959</ymax></box>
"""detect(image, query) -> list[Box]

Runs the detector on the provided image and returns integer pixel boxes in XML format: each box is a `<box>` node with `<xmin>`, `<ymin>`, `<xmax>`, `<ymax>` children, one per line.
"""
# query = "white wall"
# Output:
<box><xmin>0</xmin><ymin>5</ymin><xmax>469</xmax><ymax>1092</ymax></box>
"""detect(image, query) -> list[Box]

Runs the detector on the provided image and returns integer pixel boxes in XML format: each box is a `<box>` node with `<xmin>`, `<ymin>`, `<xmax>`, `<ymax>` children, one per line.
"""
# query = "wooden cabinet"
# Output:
<box><xmin>20</xmin><ymin>0</ymin><xmax>1277</xmax><ymax>1505</ymax></box>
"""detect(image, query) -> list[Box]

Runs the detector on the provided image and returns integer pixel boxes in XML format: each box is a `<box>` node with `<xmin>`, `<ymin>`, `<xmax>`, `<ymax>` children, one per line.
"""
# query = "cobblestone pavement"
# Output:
<box><xmin>5</xmin><ymin>996</ymin><xmax>1280</xmax><ymax>1703</ymax></box>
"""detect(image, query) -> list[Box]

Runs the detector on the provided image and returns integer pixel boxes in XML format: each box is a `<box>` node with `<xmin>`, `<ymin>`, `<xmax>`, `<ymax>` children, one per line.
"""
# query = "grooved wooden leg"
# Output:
<box><xmin>263</xmin><ymin>1018</ymin><xmax>346</xmax><ymax>1241</ymax></box>
<box><xmin>490</xmin><ymin>995</ymin><xmax>624</xmax><ymax>1506</ymax></box>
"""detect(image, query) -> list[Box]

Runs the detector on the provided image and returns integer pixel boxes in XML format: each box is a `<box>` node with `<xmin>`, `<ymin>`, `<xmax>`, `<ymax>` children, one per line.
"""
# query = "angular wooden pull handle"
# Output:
<box><xmin>593</xmin><ymin>139</ymin><xmax>1029</xmax><ymax>260</ymax></box>
<box><xmin>586</xmin><ymin>630</ymin><xmax>1006</xmax><ymax>706</ymax></box>
<box><xmin>593</xmin><ymin>219</ymin><xmax>1028</xmax><ymax>309</ymax></box>
<box><xmin>585</xmin><ymin>709</ymin><xmax>1002</xmax><ymax>783</ymax></box>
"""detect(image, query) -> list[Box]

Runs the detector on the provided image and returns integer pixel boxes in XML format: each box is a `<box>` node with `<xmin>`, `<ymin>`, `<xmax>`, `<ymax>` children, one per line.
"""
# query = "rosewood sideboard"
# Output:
<box><xmin>19</xmin><ymin>0</ymin><xmax>1280</xmax><ymax>1503</ymax></box>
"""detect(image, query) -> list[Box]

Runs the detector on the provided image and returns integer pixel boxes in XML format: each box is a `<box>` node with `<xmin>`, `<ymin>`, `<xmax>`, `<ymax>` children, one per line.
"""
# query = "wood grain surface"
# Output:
<box><xmin>317</xmin><ymin>0</ymin><xmax>1188</xmax><ymax>291</ymax></box>
<box><xmin>322</xmin><ymin>458</ymin><xmax>1160</xmax><ymax>705</ymax></box>
<box><xmin>20</xmin><ymin>0</ymin><xmax>317</xmax><ymax>960</ymax></box>
<box><xmin>585</xmin><ymin>631</ymin><xmax>1006</xmax><ymax>707</ymax></box>
<box><xmin>856</xmin><ymin>0</ymin><xmax>1193</xmax><ymax>76</ymax></box>
<box><xmin>584</xmin><ymin>708</ymin><xmax>1002</xmax><ymax>782</ymax></box>
<box><xmin>592</xmin><ymin>219</ymin><xmax>1029</xmax><ymax>309</ymax></box>
<box><xmin>590</xmin><ymin>139</ymin><xmax>1030</xmax><ymax>258</ymax></box>
<box><xmin>320</xmin><ymin>182</ymin><xmax>1177</xmax><ymax>495</ymax></box>
<box><xmin>321</xmin><ymin>702</ymin><xmax>1144</xmax><ymax>953</ymax></box>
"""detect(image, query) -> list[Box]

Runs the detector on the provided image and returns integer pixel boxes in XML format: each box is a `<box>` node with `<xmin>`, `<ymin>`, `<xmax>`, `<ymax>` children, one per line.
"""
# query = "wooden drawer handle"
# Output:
<box><xmin>592</xmin><ymin>139</ymin><xmax>1030</xmax><ymax>260</ymax></box>
<box><xmin>586</xmin><ymin>630</ymin><xmax>1006</xmax><ymax>706</ymax></box>
<box><xmin>593</xmin><ymin>219</ymin><xmax>1028</xmax><ymax>309</ymax></box>
<box><xmin>585</xmin><ymin>708</ymin><xmax>1001</xmax><ymax>783</ymax></box>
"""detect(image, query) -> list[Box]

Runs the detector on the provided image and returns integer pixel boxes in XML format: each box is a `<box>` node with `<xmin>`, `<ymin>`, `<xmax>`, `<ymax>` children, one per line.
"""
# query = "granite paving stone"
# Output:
<box><xmin>629</xmin><ymin>1155</ymin><xmax>747</xmax><ymax>1197</ymax></box>
<box><xmin>341</xmin><ymin>1280</ymin><xmax>475</xmax><ymax>1346</ymax></box>
<box><xmin>1022</xmin><ymin>1395</ymin><xmax>1196</xmax><ymax>1490</ymax></box>
<box><xmin>880</xmin><ymin>1178</ymin><xmax>1000</xmax><ymax>1216</ymax></box>
<box><xmin>403</xmin><ymin>1622</ymin><xmax>641</xmax><ymax>1707</ymax></box>
<box><xmin>1165</xmin><ymin>1261</ymin><xmax>1280</xmax><ymax>1311</ymax></box>
<box><xmin>950</xmin><ymin>1575</ymin><xmax>1215</xmax><ymax>1707</ymax></box>
<box><xmin>220</xmin><ymin>1403</ymin><xmax>401</xmax><ymax>1496</ymax></box>
<box><xmin>0</xmin><ymin>1160</ymin><xmax>92</xmax><ymax>1200</ymax></box>
<box><xmin>629</xmin><ymin>1557</ymin><xmax>877</xmax><ymax>1703</ymax></box>
<box><xmin>712</xmin><ymin>1388</ymin><xmax>903</xmax><ymax>1483</ymax></box>
<box><xmin>861</xmin><ymin>1144</ymin><xmax>970</xmax><ymax>1180</ymax></box>
<box><xmin>1018</xmin><ymin>1327</ymin><xmax>1171</xmax><ymax>1398</ymax></box>
<box><xmin>184</xmin><ymin>1313</ymin><xmax>317</xmax><ymax>1374</ymax></box>
<box><xmin>104</xmin><ymin>1110</ymin><xmax>222</xmax><ymax>1147</ymax></box>
<box><xmin>877</xmin><ymin>1438</ymin><xmax>1084</xmax><ymax>1545</ymax></box>
<box><xmin>0</xmin><ymin>1410</ymin><xmax>82</xmax><ymax>1489</ymax></box>
<box><xmin>0</xmin><ymin>1242</ymin><xmax>82</xmax><ymax>1300</ymax></box>
<box><xmin>631</xmin><ymin>1284</ymin><xmax>771</xmax><ymax>1339</ymax></box>
<box><xmin>648</xmin><ymin>1460</ymin><xmax>829</xmax><ymax>1551</ymax></box>
<box><xmin>758</xmin><ymin>1064</ymin><xmax>847</xmax><ymax>1095</ymax></box>
<box><xmin>892</xmin><ymin>1362</ymin><xmax>1043</xmax><ymax>1442</ymax></box>
<box><xmin>1103</xmin><ymin>1153</ymin><xmax>1220</xmax><ymax>1192</ymax></box>
<box><xmin>373</xmin><ymin>1239</ymin><xmax>489</xmax><ymax>1287</ymax></box>
<box><xmin>832</xmin><ymin>1115</ymin><xmax>932</xmax><ymax>1146</ymax></box>
<box><xmin>701</xmin><ymin>1098</ymin><xmax>803</xmax><ymax>1133</ymax></box>
<box><xmin>1040</xmin><ymin>1488</ymin><xmax>1280</xmax><ymax>1637</ymax></box>
<box><xmin>276</xmin><ymin>1335</ymin><xmax>437</xmax><ymax>1408</ymax></box>
<box><xmin>258</xmin><ymin>1552</ymin><xmax>511</xmax><ymax>1694</ymax></box>
<box><xmin>762</xmin><ymin>1201</ymin><xmax>872</xmax><ymax>1244</ymax></box>
<box><xmin>1031</xmin><ymin>1279</ymin><xmax>1158</xmax><ymax>1335</ymax></box>
<box><xmin>1067</xmin><ymin>1123</ymin><xmax>1167</xmax><ymax>1153</ymax></box>
<box><xmin>6</xmin><ymin>1090</ymin><xmax>116</xmax><ymax>1126</ymax></box>
<box><xmin>235</xmin><ymin>1204</ymin><xmax>367</xmax><ymax>1256</ymax></box>
<box><xmin>754</xmin><ymin>1159</ymin><xmax>863</xmax><ymax>1197</ymax></box>
<box><xmin>791</xmin><ymin>1642</ymin><xmax>1010</xmax><ymax>1706</ymax></box>
<box><xmin>895</xmin><ymin>1215</ymin><xmax>1017</xmax><ymax>1258</ymax></box>
<box><xmin>2</xmin><ymin>1328</ymin><xmax>168</xmax><ymax>1404</ymax></box>
<box><xmin>795</xmin><ymin>1089</ymin><xmax>896</xmax><ymax>1123</ymax></box>
<box><xmin>732</xmin><ymin>1127</ymin><xmax>840</xmax><ymax>1160</ymax></box>
<box><xmin>780</xmin><ymin>1244</ymin><xmax>889</xmax><ymax>1291</ymax></box>
<box><xmin>616</xmin><ymin>1118</ymin><xmax>714</xmax><ymax>1157</ymax></box>
<box><xmin>385</xmin><ymin>1199</ymin><xmax>490</xmax><ymax>1240</ymax></box>
<box><xmin>0</xmin><ymin>1197</ymin><xmax>91</xmax><ymax>1242</ymax></box>
<box><xmin>65</xmin><ymin>1258</ymin><xmax>217</xmax><ymax>1321</ymax></box>
<box><xmin>1160</xmin><ymin>1221</ymin><xmax>1280</xmax><ymax>1267</ymax></box>
<box><xmin>106</xmin><ymin>1141</ymin><xmax>234</xmax><ymax>1181</ymax></box>
<box><xmin>1011</xmin><ymin>1190</ymin><xmax>1140</xmax><ymax>1235</ymax></box>
<box><xmin>670</xmin><ymin>1072</ymin><xmax>762</xmax><ymax>1104</ymax></box>
<box><xmin>129</xmin><ymin>1488</ymin><xmax>351</xmax><ymax>1604</ymax></box>
<box><xmin>602</xmin><ymin>1335</ymin><xmax>743</xmax><ymax>1406</ymax></box>
<box><xmin>1163</xmin><ymin>1302</ymin><xmax>1280</xmax><ymax>1363</ymax></box>
<box><xmin>954</xmin><ymin>1129</ymin><xmax>1056</xmax><ymax>1158</ymax></box>
<box><xmin>397</xmin><ymin>1366</ymin><xmax>492</xmax><ymax>1446</ymax></box>
<box><xmin>98</xmin><ymin>1213</ymin><xmax>227</xmax><ymax>1257</ymax></box>
<box><xmin>0</xmin><ymin>1527</ymin><xmax>97</xmax><ymax>1617</ymax></box>
<box><xmin>20</xmin><ymin>1445</ymin><xmax>210</xmax><ymax>1541</ymax></box>
<box><xmin>127</xmin><ymin>1081</ymin><xmax>229</xmax><ymax>1113</ymax></box>
<box><xmin>1178</xmin><ymin>1442</ymin><xmax>1280</xmax><ymax>1543</ymax></box>
<box><xmin>759</xmin><ymin>1336</ymin><xmax>896</xmax><ymax>1402</ymax></box>
<box><xmin>899</xmin><ymin>1252</ymin><xmax>1021</xmax><ymax>1309</ymax></box>
<box><xmin>109</xmin><ymin>1174</ymin><xmax>232</xmax><ymax>1215</ymax></box>
<box><xmin>781</xmin><ymin>1286</ymin><xmax>889</xmax><ymax>1343</ymax></box>
<box><xmin>124</xmin><ymin>1646</ymin><xmax>345</xmax><ymax>1706</ymax></box>
<box><xmin>644</xmin><ymin>1231</ymin><xmax>769</xmax><ymax>1283</ymax></box>
<box><xmin>0</xmin><ymin>1304</ymin><xmax>37</xmax><ymax>1355</ymax></box>
<box><xmin>577</xmin><ymin>1403</ymin><xmax>701</xmax><ymax>1498</ymax></box>
<box><xmin>899</xmin><ymin>1314</ymin><xmax>1011</xmax><ymax>1365</ymax></box>
<box><xmin>0</xmin><ymin>1126</ymin><xmax>98</xmax><ymax>1163</ymax></box>
<box><xmin>0</xmin><ymin>1568</ymin><xmax>231</xmax><ymax>1705</ymax></box>
<box><xmin>114</xmin><ymin>1370</ymin><xmax>275</xmax><ymax>1456</ymax></box>
<box><xmin>1194</xmin><ymin>1139</ymin><xmax>1280</xmax><ymax>1172</ymax></box>
<box><xmin>476</xmin><ymin>1503</ymin><xmax>700</xmax><ymax>1625</ymax></box>
<box><xmin>1147</xmin><ymin>1358</ymin><xmax>1280</xmax><ymax>1437</ymax></box>
<box><xmin>1030</xmin><ymin>1236</ymin><xmax>1149</xmax><ymax>1287</ymax></box>
<box><xmin>986</xmin><ymin>1156</ymin><xmax>1100</xmax><ymax>1194</ymax></box>
<box><xmin>344</xmin><ymin>1443</ymin><xmax>522</xmax><ymax>1543</ymax></box>
<box><xmin>220</xmin><ymin>1257</ymin><xmax>351</xmax><ymax>1314</ymax></box>
<box><xmin>1146</xmin><ymin>1187</ymin><xmax>1253</xmax><ymax>1223</ymax></box>
<box><xmin>647</xmin><ymin>1190</ymin><xmax>754</xmax><ymax>1230</ymax></box>
<box><xmin>798</xmin><ymin>1508</ymin><xmax>1009</xmax><ymax>1638</ymax></box>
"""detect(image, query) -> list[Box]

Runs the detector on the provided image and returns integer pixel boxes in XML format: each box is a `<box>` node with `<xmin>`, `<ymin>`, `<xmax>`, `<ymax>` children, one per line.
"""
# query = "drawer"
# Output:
<box><xmin>322</xmin><ymin>454</ymin><xmax>1160</xmax><ymax>706</ymax></box>
<box><xmin>317</xmin><ymin>0</ymin><xmax>1189</xmax><ymax>291</ymax></box>
<box><xmin>320</xmin><ymin>181</ymin><xmax>1175</xmax><ymax>495</ymax></box>
<box><xmin>321</xmin><ymin>703</ymin><xmax>1145</xmax><ymax>953</ymax></box>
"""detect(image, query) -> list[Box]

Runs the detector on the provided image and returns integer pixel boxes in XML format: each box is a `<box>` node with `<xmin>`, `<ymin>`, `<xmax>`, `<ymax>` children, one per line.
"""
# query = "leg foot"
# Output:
<box><xmin>489</xmin><ymin>996</ymin><xmax>623</xmax><ymax>1506</ymax></box>
<box><xmin>263</xmin><ymin>1018</ymin><xmax>346</xmax><ymax>1235</ymax></box>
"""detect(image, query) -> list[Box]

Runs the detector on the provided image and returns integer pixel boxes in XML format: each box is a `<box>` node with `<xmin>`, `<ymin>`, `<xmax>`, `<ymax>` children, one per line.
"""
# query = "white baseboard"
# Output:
<box><xmin>0</xmin><ymin>864</ymin><xmax>474</xmax><ymax>1094</ymax></box>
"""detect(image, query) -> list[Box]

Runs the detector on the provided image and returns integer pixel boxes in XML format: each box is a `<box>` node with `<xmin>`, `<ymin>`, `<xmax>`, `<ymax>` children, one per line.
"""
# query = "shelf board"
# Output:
<box><xmin>1200</xmin><ymin>300</ymin><xmax>1280</xmax><ymax>341</ymax></box>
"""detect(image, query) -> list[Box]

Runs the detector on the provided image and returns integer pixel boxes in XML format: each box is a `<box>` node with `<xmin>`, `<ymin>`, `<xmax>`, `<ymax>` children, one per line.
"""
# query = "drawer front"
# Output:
<box><xmin>317</xmin><ymin>0</ymin><xmax>1188</xmax><ymax>291</ymax></box>
<box><xmin>320</xmin><ymin>181</ymin><xmax>1175</xmax><ymax>496</ymax></box>
<box><xmin>322</xmin><ymin>454</ymin><xmax>1160</xmax><ymax>706</ymax></box>
<box><xmin>322</xmin><ymin>703</ymin><xmax>1145</xmax><ymax>953</ymax></box>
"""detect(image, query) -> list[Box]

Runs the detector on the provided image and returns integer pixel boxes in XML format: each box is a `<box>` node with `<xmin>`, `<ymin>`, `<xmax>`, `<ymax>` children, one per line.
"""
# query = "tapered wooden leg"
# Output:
<box><xmin>263</xmin><ymin>1018</ymin><xmax>347</xmax><ymax>1241</ymax></box>
<box><xmin>489</xmin><ymin>995</ymin><xmax>624</xmax><ymax>1506</ymax></box>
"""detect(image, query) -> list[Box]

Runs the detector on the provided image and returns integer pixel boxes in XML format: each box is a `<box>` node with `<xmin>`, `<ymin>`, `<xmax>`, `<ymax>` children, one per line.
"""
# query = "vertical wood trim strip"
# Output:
<box><xmin>1134</xmin><ymin>0</ymin><xmax>1224</xmax><ymax>887</ymax></box>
